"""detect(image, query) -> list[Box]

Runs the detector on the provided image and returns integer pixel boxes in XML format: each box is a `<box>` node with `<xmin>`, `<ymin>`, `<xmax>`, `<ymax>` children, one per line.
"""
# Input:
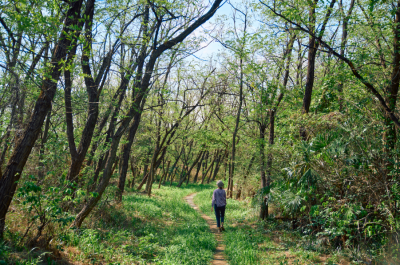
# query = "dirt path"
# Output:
<box><xmin>184</xmin><ymin>193</ymin><xmax>228</xmax><ymax>265</ymax></box>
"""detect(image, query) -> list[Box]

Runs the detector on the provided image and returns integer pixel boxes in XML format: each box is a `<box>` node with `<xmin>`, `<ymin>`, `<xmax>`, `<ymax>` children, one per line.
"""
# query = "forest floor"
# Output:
<box><xmin>193</xmin><ymin>189</ymin><xmax>351</xmax><ymax>265</ymax></box>
<box><xmin>2</xmin><ymin>183</ymin><xmax>354</xmax><ymax>264</ymax></box>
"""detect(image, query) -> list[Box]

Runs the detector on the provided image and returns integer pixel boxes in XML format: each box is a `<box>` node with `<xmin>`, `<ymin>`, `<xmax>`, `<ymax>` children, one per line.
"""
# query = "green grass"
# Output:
<box><xmin>50</xmin><ymin>184</ymin><xmax>216</xmax><ymax>264</ymax></box>
<box><xmin>192</xmin><ymin>189</ymin><xmax>352</xmax><ymax>265</ymax></box>
<box><xmin>2</xmin><ymin>182</ymin><xmax>356</xmax><ymax>264</ymax></box>
<box><xmin>193</xmin><ymin>189</ymin><xmax>262</xmax><ymax>265</ymax></box>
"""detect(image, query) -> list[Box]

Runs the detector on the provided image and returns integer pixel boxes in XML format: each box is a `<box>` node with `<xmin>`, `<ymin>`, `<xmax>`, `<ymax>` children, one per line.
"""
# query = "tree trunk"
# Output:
<box><xmin>202</xmin><ymin>151</ymin><xmax>209</xmax><ymax>182</ymax></box>
<box><xmin>211</xmin><ymin>151</ymin><xmax>225</xmax><ymax>181</ymax></box>
<box><xmin>337</xmin><ymin>0</ymin><xmax>355</xmax><ymax>112</ymax></box>
<box><xmin>65</xmin><ymin>0</ymin><xmax>107</xmax><ymax>187</ymax></box>
<box><xmin>300</xmin><ymin>0</ymin><xmax>336</xmax><ymax>139</ymax></box>
<box><xmin>137</xmin><ymin>151</ymin><xmax>151</xmax><ymax>191</ymax></box>
<box><xmin>162</xmin><ymin>160</ymin><xmax>171</xmax><ymax>185</ymax></box>
<box><xmin>178</xmin><ymin>151</ymin><xmax>203</xmax><ymax>187</ymax></box>
<box><xmin>117</xmin><ymin>118</ymin><xmax>146</xmax><ymax>201</ymax></box>
<box><xmin>236</xmin><ymin>155</ymin><xmax>255</xmax><ymax>200</ymax></box>
<box><xmin>223</xmin><ymin>160</ymin><xmax>228</xmax><ymax>181</ymax></box>
<box><xmin>0</xmin><ymin>0</ymin><xmax>85</xmax><ymax>238</ymax></box>
<box><xmin>159</xmin><ymin>160</ymin><xmax>170</xmax><ymax>187</ymax></box>
<box><xmin>73</xmin><ymin>100</ymin><xmax>145</xmax><ymax>228</ymax></box>
<box><xmin>146</xmin><ymin>143</ymin><xmax>162</xmax><ymax>196</ymax></box>
<box><xmin>300</xmin><ymin>2</ymin><xmax>317</xmax><ymax>141</ymax></box>
<box><xmin>227</xmin><ymin>161</ymin><xmax>231</xmax><ymax>196</ymax></box>
<box><xmin>137</xmin><ymin>172</ymin><xmax>149</xmax><ymax>191</ymax></box>
<box><xmin>167</xmin><ymin>146</ymin><xmax>184</xmax><ymax>185</ymax></box>
<box><xmin>71</xmin><ymin>0</ymin><xmax>224</xmax><ymax>227</ymax></box>
<box><xmin>38</xmin><ymin>108</ymin><xmax>52</xmax><ymax>182</ymax></box>
<box><xmin>259</xmin><ymin>125</ymin><xmax>268</xmax><ymax>219</ymax></box>
<box><xmin>193</xmin><ymin>152</ymin><xmax>205</xmax><ymax>183</ymax></box>
<box><xmin>201</xmin><ymin>151</ymin><xmax>218</xmax><ymax>184</ymax></box>
<box><xmin>228</xmin><ymin>54</ymin><xmax>244</xmax><ymax>198</ymax></box>
<box><xmin>129</xmin><ymin>157</ymin><xmax>136</xmax><ymax>188</ymax></box>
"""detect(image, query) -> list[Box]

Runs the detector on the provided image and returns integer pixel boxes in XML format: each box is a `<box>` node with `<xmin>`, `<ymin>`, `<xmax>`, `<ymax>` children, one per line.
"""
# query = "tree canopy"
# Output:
<box><xmin>0</xmin><ymin>0</ymin><xmax>399</xmax><ymax>263</ymax></box>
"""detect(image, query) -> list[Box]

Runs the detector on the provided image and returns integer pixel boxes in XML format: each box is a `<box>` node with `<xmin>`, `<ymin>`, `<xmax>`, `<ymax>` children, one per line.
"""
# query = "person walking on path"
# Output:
<box><xmin>212</xmin><ymin>180</ymin><xmax>226</xmax><ymax>232</ymax></box>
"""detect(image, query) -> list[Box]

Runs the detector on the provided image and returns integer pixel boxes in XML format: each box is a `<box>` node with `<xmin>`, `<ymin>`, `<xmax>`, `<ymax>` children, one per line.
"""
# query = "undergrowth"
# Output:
<box><xmin>193</xmin><ymin>188</ymin><xmax>352</xmax><ymax>265</ymax></box>
<box><xmin>2</xmin><ymin>183</ymin><xmax>216</xmax><ymax>265</ymax></box>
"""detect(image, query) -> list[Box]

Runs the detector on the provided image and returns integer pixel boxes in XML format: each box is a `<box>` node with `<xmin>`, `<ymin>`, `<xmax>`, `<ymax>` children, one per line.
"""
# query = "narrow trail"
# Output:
<box><xmin>184</xmin><ymin>193</ymin><xmax>228</xmax><ymax>265</ymax></box>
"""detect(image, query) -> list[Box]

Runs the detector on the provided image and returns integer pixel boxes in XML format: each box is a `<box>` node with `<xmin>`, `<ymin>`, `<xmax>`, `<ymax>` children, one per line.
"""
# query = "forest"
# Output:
<box><xmin>0</xmin><ymin>0</ymin><xmax>399</xmax><ymax>263</ymax></box>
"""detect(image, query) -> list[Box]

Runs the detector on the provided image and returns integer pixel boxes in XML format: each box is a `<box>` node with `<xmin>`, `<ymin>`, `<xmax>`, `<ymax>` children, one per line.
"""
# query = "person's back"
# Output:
<box><xmin>212</xmin><ymin>180</ymin><xmax>226</xmax><ymax>232</ymax></box>
<box><xmin>212</xmin><ymin>188</ymin><xmax>226</xmax><ymax>207</ymax></box>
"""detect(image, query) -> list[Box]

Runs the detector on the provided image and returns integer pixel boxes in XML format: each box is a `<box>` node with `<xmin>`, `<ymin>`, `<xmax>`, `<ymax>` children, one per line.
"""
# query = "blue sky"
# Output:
<box><xmin>191</xmin><ymin>0</ymin><xmax>237</xmax><ymax>60</ymax></box>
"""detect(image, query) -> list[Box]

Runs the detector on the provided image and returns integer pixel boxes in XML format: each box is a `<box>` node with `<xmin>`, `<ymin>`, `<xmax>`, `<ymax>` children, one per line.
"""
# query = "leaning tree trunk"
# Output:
<box><xmin>116</xmin><ymin>118</ymin><xmax>144</xmax><ymax>201</ymax></box>
<box><xmin>162</xmin><ymin>160</ymin><xmax>171</xmax><ymax>185</ymax></box>
<box><xmin>0</xmin><ymin>0</ymin><xmax>85</xmax><ymax>239</ymax></box>
<box><xmin>193</xmin><ymin>151</ymin><xmax>205</xmax><ymax>183</ymax></box>
<box><xmin>178</xmin><ymin>151</ymin><xmax>203</xmax><ymax>187</ymax></box>
<box><xmin>211</xmin><ymin>151</ymin><xmax>225</xmax><ymax>181</ymax></box>
<box><xmin>73</xmin><ymin>101</ymin><xmax>145</xmax><ymax>228</ymax></box>
<box><xmin>207</xmin><ymin>150</ymin><xmax>221</xmax><ymax>183</ymax></box>
<box><xmin>201</xmin><ymin>151</ymin><xmax>218</xmax><ymax>184</ymax></box>
<box><xmin>72</xmin><ymin>0</ymin><xmax>224</xmax><ymax>227</ymax></box>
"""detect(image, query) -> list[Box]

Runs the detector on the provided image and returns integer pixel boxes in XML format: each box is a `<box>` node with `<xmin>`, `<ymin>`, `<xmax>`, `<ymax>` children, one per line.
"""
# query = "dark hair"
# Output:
<box><xmin>218</xmin><ymin>186</ymin><xmax>222</xmax><ymax>189</ymax></box>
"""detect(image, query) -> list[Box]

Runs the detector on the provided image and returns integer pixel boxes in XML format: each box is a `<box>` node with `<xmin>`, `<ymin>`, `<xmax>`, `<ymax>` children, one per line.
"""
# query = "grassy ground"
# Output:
<box><xmin>2</xmin><ymin>184</ymin><xmax>216</xmax><ymax>265</ymax></box>
<box><xmin>193</xmin><ymin>189</ymin><xmax>351</xmax><ymax>265</ymax></box>
<box><xmin>2</xmin><ymin>183</ymin><xmax>376</xmax><ymax>264</ymax></box>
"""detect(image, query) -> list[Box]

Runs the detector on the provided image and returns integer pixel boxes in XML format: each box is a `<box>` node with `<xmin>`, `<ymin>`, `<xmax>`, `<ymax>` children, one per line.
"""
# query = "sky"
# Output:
<box><xmin>190</xmin><ymin>0</ymin><xmax>238</xmax><ymax>61</ymax></box>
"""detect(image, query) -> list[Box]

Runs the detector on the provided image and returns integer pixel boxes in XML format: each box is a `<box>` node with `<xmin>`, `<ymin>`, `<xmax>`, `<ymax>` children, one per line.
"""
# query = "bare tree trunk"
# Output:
<box><xmin>137</xmin><ymin>172</ymin><xmax>149</xmax><ymax>191</ymax></box>
<box><xmin>0</xmin><ymin>90</ymin><xmax>19</xmax><ymax>176</ymax></box>
<box><xmin>202</xmin><ymin>151</ymin><xmax>209</xmax><ymax>182</ymax></box>
<box><xmin>137</xmin><ymin>148</ymin><xmax>151</xmax><ymax>191</ymax></box>
<box><xmin>147</xmin><ymin>141</ymin><xmax>166</xmax><ymax>196</ymax></box>
<box><xmin>227</xmin><ymin>161</ymin><xmax>232</xmax><ymax>195</ymax></box>
<box><xmin>223</xmin><ymin>161</ymin><xmax>228</xmax><ymax>181</ymax></box>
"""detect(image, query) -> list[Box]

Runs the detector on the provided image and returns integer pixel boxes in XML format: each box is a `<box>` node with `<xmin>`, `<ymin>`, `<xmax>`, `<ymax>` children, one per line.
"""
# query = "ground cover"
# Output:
<box><xmin>2</xmin><ymin>184</ymin><xmax>216</xmax><ymax>265</ymax></box>
<box><xmin>193</xmin><ymin>189</ymin><xmax>351</xmax><ymax>265</ymax></box>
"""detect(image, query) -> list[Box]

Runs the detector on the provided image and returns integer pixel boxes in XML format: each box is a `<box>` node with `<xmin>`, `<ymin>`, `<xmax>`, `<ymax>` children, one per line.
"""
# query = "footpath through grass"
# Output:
<box><xmin>3</xmin><ymin>183</ymin><xmax>354</xmax><ymax>264</ymax></box>
<box><xmin>194</xmin><ymin>189</ymin><xmax>350</xmax><ymax>265</ymax></box>
<box><xmin>71</xmin><ymin>184</ymin><xmax>217</xmax><ymax>265</ymax></box>
<box><xmin>2</xmin><ymin>184</ymin><xmax>216</xmax><ymax>265</ymax></box>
